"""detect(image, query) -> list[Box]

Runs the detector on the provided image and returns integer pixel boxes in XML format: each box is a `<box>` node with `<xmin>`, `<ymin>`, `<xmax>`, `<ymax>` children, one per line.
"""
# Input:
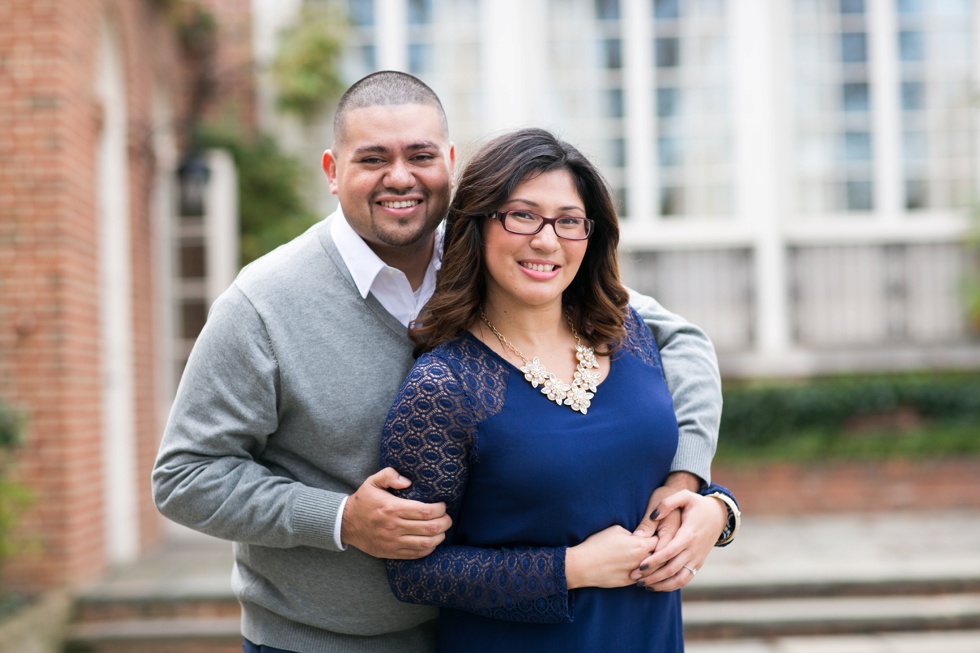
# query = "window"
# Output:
<box><xmin>408</xmin><ymin>0</ymin><xmax>433</xmax><ymax>25</ymax></box>
<box><xmin>347</xmin><ymin>0</ymin><xmax>374</xmax><ymax>26</ymax></box>
<box><xmin>652</xmin><ymin>0</ymin><xmax>734</xmax><ymax>218</ymax></box>
<box><xmin>896</xmin><ymin>0</ymin><xmax>975</xmax><ymax>210</ymax></box>
<box><xmin>792</xmin><ymin>0</ymin><xmax>874</xmax><ymax>213</ymax></box>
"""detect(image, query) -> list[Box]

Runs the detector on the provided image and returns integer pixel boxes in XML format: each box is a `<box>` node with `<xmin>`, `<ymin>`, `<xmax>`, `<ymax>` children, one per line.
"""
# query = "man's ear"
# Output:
<box><xmin>448</xmin><ymin>143</ymin><xmax>456</xmax><ymax>189</ymax></box>
<box><xmin>323</xmin><ymin>150</ymin><xmax>339</xmax><ymax>195</ymax></box>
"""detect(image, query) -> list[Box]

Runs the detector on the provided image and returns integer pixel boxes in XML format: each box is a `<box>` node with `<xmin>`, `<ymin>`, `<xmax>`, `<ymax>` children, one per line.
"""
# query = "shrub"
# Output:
<box><xmin>0</xmin><ymin>401</ymin><xmax>31</xmax><ymax>600</ymax></box>
<box><xmin>719</xmin><ymin>372</ymin><xmax>980</xmax><ymax>451</ymax></box>
<box><xmin>197</xmin><ymin>125</ymin><xmax>320</xmax><ymax>265</ymax></box>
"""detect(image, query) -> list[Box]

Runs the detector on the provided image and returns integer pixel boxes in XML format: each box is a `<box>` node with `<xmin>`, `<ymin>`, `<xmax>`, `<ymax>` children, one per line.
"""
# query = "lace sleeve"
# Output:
<box><xmin>621</xmin><ymin>306</ymin><xmax>665</xmax><ymax>372</ymax></box>
<box><xmin>381</xmin><ymin>348</ymin><xmax>572</xmax><ymax>623</ymax></box>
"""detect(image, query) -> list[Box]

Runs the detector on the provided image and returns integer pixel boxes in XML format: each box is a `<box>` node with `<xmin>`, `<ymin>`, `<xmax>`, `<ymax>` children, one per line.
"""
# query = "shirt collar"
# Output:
<box><xmin>329</xmin><ymin>208</ymin><xmax>444</xmax><ymax>299</ymax></box>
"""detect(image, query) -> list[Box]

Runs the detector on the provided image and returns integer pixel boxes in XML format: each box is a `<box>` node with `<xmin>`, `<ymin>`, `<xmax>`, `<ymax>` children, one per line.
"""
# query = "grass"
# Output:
<box><xmin>715</xmin><ymin>421</ymin><xmax>980</xmax><ymax>464</ymax></box>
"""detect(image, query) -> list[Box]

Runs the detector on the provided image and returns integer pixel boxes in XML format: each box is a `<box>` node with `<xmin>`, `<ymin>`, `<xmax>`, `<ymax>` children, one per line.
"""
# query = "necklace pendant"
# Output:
<box><xmin>480</xmin><ymin>309</ymin><xmax>599</xmax><ymax>415</ymax></box>
<box><xmin>521</xmin><ymin>357</ymin><xmax>550</xmax><ymax>388</ymax></box>
<box><xmin>542</xmin><ymin>375</ymin><xmax>570</xmax><ymax>405</ymax></box>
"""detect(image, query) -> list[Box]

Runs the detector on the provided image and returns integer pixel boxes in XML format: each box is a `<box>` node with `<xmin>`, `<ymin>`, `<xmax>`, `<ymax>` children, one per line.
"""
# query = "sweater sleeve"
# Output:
<box><xmin>382</xmin><ymin>353</ymin><xmax>571</xmax><ymax>623</ymax></box>
<box><xmin>627</xmin><ymin>288</ymin><xmax>721</xmax><ymax>485</ymax></box>
<box><xmin>151</xmin><ymin>285</ymin><xmax>344</xmax><ymax>550</ymax></box>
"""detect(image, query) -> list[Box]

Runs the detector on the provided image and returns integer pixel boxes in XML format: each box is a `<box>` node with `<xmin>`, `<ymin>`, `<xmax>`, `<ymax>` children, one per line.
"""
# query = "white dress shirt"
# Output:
<box><xmin>331</xmin><ymin>209</ymin><xmax>442</xmax><ymax>327</ymax></box>
<box><xmin>328</xmin><ymin>209</ymin><xmax>443</xmax><ymax>548</ymax></box>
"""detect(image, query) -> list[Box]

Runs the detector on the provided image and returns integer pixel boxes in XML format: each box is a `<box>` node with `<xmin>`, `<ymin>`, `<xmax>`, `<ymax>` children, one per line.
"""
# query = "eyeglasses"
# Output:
<box><xmin>491</xmin><ymin>210</ymin><xmax>594</xmax><ymax>240</ymax></box>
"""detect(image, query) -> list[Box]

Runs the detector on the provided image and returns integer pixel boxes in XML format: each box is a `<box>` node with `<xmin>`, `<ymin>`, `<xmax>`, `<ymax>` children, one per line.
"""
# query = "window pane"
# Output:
<box><xmin>840</xmin><ymin>32</ymin><xmax>867</xmax><ymax>62</ymax></box>
<box><xmin>659</xmin><ymin>136</ymin><xmax>682</xmax><ymax>166</ymax></box>
<box><xmin>595</xmin><ymin>0</ymin><xmax>621</xmax><ymax>20</ymax></box>
<box><xmin>905</xmin><ymin>179</ymin><xmax>927</xmax><ymax>209</ymax></box>
<box><xmin>899</xmin><ymin>31</ymin><xmax>925</xmax><ymax>61</ymax></box>
<box><xmin>843</xmin><ymin>131</ymin><xmax>872</xmax><ymax>160</ymax></box>
<box><xmin>603</xmin><ymin>38</ymin><xmax>623</xmax><ymax>68</ymax></box>
<box><xmin>903</xmin><ymin>130</ymin><xmax>928</xmax><ymax>159</ymax></box>
<box><xmin>657</xmin><ymin>87</ymin><xmax>681</xmax><ymax>118</ymax></box>
<box><xmin>348</xmin><ymin>0</ymin><xmax>374</xmax><ymax>26</ymax></box>
<box><xmin>655</xmin><ymin>0</ymin><xmax>680</xmax><ymax>19</ymax></box>
<box><xmin>656</xmin><ymin>37</ymin><xmax>681</xmax><ymax>67</ymax></box>
<box><xmin>407</xmin><ymin>0</ymin><xmax>432</xmax><ymax>24</ymax></box>
<box><xmin>842</xmin><ymin>82</ymin><xmax>869</xmax><ymax>111</ymax></box>
<box><xmin>897</xmin><ymin>0</ymin><xmax>925</xmax><ymax>14</ymax></box>
<box><xmin>408</xmin><ymin>43</ymin><xmax>431</xmax><ymax>74</ymax></box>
<box><xmin>605</xmin><ymin>88</ymin><xmax>624</xmax><ymax>117</ymax></box>
<box><xmin>846</xmin><ymin>180</ymin><xmax>873</xmax><ymax>210</ymax></box>
<box><xmin>660</xmin><ymin>186</ymin><xmax>684</xmax><ymax>216</ymax></box>
<box><xmin>901</xmin><ymin>81</ymin><xmax>925</xmax><ymax>111</ymax></box>
<box><xmin>607</xmin><ymin>138</ymin><xmax>626</xmax><ymax>167</ymax></box>
<box><xmin>840</xmin><ymin>0</ymin><xmax>865</xmax><ymax>14</ymax></box>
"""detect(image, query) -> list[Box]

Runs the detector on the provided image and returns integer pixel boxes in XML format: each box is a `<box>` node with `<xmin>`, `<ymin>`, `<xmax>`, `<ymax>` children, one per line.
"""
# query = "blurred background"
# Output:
<box><xmin>1</xmin><ymin>0</ymin><xmax>979</xmax><ymax>651</ymax></box>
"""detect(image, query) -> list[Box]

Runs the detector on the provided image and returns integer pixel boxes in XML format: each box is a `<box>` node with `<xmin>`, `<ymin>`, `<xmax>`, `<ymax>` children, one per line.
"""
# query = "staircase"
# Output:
<box><xmin>682</xmin><ymin>510</ymin><xmax>980</xmax><ymax>652</ymax></box>
<box><xmin>60</xmin><ymin>511</ymin><xmax>980</xmax><ymax>653</ymax></box>
<box><xmin>685</xmin><ymin>575</ymin><xmax>980</xmax><ymax>640</ymax></box>
<box><xmin>63</xmin><ymin>535</ymin><xmax>240</xmax><ymax>653</ymax></box>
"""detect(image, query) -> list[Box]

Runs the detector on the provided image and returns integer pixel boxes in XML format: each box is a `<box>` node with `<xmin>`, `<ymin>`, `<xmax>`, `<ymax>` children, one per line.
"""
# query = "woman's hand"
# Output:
<box><xmin>565</xmin><ymin>525</ymin><xmax>658</xmax><ymax>589</ymax></box>
<box><xmin>630</xmin><ymin>490</ymin><xmax>727</xmax><ymax>592</ymax></box>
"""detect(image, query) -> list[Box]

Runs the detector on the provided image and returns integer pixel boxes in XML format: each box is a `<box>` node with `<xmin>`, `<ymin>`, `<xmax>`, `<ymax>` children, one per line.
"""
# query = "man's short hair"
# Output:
<box><xmin>333</xmin><ymin>71</ymin><xmax>449</xmax><ymax>147</ymax></box>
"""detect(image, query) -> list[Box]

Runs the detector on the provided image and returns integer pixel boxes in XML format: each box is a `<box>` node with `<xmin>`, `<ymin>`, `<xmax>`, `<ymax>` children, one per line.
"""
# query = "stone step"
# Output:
<box><xmin>684</xmin><ymin>575</ymin><xmax>980</xmax><ymax>602</ymax></box>
<box><xmin>683</xmin><ymin>592</ymin><xmax>980</xmax><ymax>641</ymax></box>
<box><xmin>71</xmin><ymin>592</ymin><xmax>240</xmax><ymax>624</ymax></box>
<box><xmin>63</xmin><ymin>617</ymin><xmax>241</xmax><ymax>653</ymax></box>
<box><xmin>685</xmin><ymin>629</ymin><xmax>980</xmax><ymax>653</ymax></box>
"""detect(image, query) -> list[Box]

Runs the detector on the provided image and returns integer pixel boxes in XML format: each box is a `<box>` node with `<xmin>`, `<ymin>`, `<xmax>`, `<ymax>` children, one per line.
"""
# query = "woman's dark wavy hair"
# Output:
<box><xmin>410</xmin><ymin>127</ymin><xmax>630</xmax><ymax>356</ymax></box>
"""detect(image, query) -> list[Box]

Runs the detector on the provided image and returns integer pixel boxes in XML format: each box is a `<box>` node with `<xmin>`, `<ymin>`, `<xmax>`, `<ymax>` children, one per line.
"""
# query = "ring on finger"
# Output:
<box><xmin>682</xmin><ymin>565</ymin><xmax>698</xmax><ymax>577</ymax></box>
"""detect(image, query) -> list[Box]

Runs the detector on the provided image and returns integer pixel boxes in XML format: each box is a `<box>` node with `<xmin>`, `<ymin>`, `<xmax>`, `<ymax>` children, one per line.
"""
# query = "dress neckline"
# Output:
<box><xmin>462</xmin><ymin>331</ymin><xmax>614</xmax><ymax>390</ymax></box>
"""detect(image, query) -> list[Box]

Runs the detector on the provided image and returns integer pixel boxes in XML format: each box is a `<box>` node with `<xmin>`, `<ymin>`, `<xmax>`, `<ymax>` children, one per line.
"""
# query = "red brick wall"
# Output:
<box><xmin>0</xmin><ymin>0</ymin><xmax>193</xmax><ymax>592</ymax></box>
<box><xmin>200</xmin><ymin>0</ymin><xmax>257</xmax><ymax>133</ymax></box>
<box><xmin>714</xmin><ymin>458</ymin><xmax>980</xmax><ymax>515</ymax></box>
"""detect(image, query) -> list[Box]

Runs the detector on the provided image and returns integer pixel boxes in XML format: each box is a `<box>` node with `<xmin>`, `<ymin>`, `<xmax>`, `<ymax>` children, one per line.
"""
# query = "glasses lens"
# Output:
<box><xmin>502</xmin><ymin>211</ymin><xmax>541</xmax><ymax>234</ymax></box>
<box><xmin>555</xmin><ymin>217</ymin><xmax>590</xmax><ymax>239</ymax></box>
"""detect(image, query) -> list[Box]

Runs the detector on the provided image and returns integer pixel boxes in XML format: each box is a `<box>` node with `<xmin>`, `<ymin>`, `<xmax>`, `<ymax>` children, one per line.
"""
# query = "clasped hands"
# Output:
<box><xmin>568</xmin><ymin>479</ymin><xmax>727</xmax><ymax>592</ymax></box>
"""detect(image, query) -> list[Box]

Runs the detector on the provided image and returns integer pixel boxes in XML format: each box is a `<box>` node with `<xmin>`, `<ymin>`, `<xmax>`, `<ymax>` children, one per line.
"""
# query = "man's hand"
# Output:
<box><xmin>633</xmin><ymin>471</ymin><xmax>700</xmax><ymax>541</ymax></box>
<box><xmin>341</xmin><ymin>467</ymin><xmax>452</xmax><ymax>559</ymax></box>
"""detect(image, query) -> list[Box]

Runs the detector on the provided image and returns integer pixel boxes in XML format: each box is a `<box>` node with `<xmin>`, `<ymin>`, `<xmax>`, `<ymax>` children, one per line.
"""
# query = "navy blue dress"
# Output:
<box><xmin>381</xmin><ymin>308</ymin><xmax>682</xmax><ymax>652</ymax></box>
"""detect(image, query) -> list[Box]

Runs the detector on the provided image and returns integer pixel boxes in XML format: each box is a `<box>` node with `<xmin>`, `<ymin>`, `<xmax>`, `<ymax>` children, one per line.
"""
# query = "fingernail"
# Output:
<box><xmin>649</xmin><ymin>509</ymin><xmax>659</xmax><ymax>519</ymax></box>
<box><xmin>639</xmin><ymin>564</ymin><xmax>648</xmax><ymax>571</ymax></box>
<box><xmin>635</xmin><ymin>580</ymin><xmax>644</xmax><ymax>588</ymax></box>
<box><xmin>634</xmin><ymin>530</ymin><xmax>648</xmax><ymax>537</ymax></box>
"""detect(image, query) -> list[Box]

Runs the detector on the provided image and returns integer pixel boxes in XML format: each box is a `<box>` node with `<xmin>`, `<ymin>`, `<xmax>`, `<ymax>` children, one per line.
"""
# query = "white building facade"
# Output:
<box><xmin>254</xmin><ymin>0</ymin><xmax>980</xmax><ymax>377</ymax></box>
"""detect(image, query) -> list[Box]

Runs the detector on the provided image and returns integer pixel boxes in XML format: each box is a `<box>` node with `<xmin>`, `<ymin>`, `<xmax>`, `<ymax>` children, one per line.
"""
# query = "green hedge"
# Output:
<box><xmin>719</xmin><ymin>372</ymin><xmax>980</xmax><ymax>448</ymax></box>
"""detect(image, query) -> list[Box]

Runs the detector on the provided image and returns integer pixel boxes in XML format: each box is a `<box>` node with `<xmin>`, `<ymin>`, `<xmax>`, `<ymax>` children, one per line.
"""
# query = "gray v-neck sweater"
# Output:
<box><xmin>154</xmin><ymin>217</ymin><xmax>438</xmax><ymax>652</ymax></box>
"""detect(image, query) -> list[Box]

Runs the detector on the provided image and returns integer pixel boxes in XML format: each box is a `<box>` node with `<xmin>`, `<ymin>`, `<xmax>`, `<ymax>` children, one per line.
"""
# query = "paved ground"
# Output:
<box><xmin>96</xmin><ymin>510</ymin><xmax>980</xmax><ymax>652</ymax></box>
<box><xmin>693</xmin><ymin>509</ymin><xmax>980</xmax><ymax>590</ymax></box>
<box><xmin>686</xmin><ymin>509</ymin><xmax>980</xmax><ymax>653</ymax></box>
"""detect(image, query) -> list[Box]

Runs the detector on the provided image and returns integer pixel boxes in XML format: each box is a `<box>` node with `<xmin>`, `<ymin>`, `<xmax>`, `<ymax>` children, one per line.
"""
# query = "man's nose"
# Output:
<box><xmin>384</xmin><ymin>159</ymin><xmax>414</xmax><ymax>188</ymax></box>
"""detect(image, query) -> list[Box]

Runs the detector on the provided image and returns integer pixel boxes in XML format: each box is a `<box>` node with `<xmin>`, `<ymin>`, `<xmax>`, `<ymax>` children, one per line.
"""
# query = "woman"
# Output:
<box><xmin>380</xmin><ymin>128</ymin><xmax>738</xmax><ymax>652</ymax></box>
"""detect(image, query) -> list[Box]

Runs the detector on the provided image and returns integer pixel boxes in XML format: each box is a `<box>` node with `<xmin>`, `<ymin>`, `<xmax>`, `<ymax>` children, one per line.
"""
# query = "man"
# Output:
<box><xmin>152</xmin><ymin>71</ymin><xmax>722</xmax><ymax>653</ymax></box>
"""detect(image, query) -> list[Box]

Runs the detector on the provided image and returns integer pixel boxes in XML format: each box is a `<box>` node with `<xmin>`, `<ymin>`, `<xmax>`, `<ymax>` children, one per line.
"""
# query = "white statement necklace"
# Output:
<box><xmin>479</xmin><ymin>310</ymin><xmax>600</xmax><ymax>415</ymax></box>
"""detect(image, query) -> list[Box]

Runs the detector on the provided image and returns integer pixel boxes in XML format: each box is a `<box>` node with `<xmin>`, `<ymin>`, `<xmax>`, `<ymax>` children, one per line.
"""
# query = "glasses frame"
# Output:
<box><xmin>491</xmin><ymin>210</ymin><xmax>594</xmax><ymax>240</ymax></box>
